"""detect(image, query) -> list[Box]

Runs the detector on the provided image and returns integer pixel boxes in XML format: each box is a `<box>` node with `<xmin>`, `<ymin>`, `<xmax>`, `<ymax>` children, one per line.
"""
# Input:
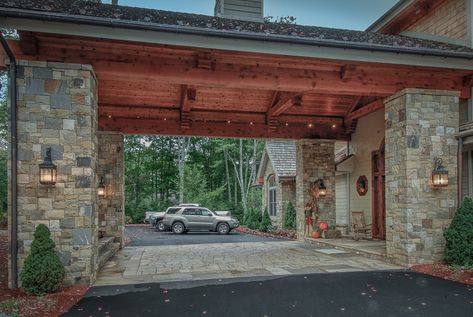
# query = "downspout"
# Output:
<box><xmin>458</xmin><ymin>137</ymin><xmax>463</xmax><ymax>204</ymax></box>
<box><xmin>0</xmin><ymin>34</ymin><xmax>18</xmax><ymax>289</ymax></box>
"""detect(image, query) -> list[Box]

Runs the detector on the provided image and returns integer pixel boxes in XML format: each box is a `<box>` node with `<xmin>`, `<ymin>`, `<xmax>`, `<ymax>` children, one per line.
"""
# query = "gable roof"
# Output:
<box><xmin>1</xmin><ymin>0</ymin><xmax>473</xmax><ymax>59</ymax></box>
<box><xmin>258</xmin><ymin>141</ymin><xmax>296</xmax><ymax>182</ymax></box>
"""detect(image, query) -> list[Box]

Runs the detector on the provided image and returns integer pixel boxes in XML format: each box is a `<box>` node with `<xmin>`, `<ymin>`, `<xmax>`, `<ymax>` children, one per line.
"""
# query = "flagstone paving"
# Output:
<box><xmin>95</xmin><ymin>240</ymin><xmax>401</xmax><ymax>286</ymax></box>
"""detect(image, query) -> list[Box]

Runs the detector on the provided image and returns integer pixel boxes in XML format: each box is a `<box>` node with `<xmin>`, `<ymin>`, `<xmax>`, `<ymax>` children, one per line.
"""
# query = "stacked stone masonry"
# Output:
<box><xmin>97</xmin><ymin>132</ymin><xmax>125</xmax><ymax>247</ymax></box>
<box><xmin>9</xmin><ymin>60</ymin><xmax>99</xmax><ymax>287</ymax></box>
<box><xmin>384</xmin><ymin>89</ymin><xmax>459</xmax><ymax>266</ymax></box>
<box><xmin>296</xmin><ymin>140</ymin><xmax>335</xmax><ymax>239</ymax></box>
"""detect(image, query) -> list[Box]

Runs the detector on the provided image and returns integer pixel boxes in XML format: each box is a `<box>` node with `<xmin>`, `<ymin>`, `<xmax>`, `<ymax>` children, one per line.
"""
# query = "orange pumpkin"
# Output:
<box><xmin>311</xmin><ymin>231</ymin><xmax>321</xmax><ymax>239</ymax></box>
<box><xmin>319</xmin><ymin>222</ymin><xmax>329</xmax><ymax>231</ymax></box>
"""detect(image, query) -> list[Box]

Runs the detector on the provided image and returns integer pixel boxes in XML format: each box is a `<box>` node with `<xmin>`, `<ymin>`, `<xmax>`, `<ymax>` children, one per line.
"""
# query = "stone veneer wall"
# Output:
<box><xmin>277</xmin><ymin>180</ymin><xmax>296</xmax><ymax>228</ymax></box>
<box><xmin>9</xmin><ymin>60</ymin><xmax>99</xmax><ymax>287</ymax></box>
<box><xmin>385</xmin><ymin>89</ymin><xmax>459</xmax><ymax>266</ymax></box>
<box><xmin>296</xmin><ymin>140</ymin><xmax>335</xmax><ymax>238</ymax></box>
<box><xmin>97</xmin><ymin>132</ymin><xmax>125</xmax><ymax>247</ymax></box>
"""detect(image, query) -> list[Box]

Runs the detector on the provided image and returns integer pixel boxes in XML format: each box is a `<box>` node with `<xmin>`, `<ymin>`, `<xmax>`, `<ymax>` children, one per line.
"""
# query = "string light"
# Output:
<box><xmin>108</xmin><ymin>114</ymin><xmax>112</xmax><ymax>119</ymax></box>
<box><xmin>332</xmin><ymin>124</ymin><xmax>337</xmax><ymax>129</ymax></box>
<box><xmin>250</xmin><ymin>122</ymin><xmax>254</xmax><ymax>125</ymax></box>
<box><xmin>164</xmin><ymin>118</ymin><xmax>167</xmax><ymax>121</ymax></box>
<box><xmin>285</xmin><ymin>123</ymin><xmax>289</xmax><ymax>126</ymax></box>
<box><xmin>227</xmin><ymin>120</ymin><xmax>231</xmax><ymax>124</ymax></box>
<box><xmin>308</xmin><ymin>123</ymin><xmax>313</xmax><ymax>128</ymax></box>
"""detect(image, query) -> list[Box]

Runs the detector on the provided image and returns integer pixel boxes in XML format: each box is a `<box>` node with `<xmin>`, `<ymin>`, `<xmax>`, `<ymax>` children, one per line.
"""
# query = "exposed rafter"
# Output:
<box><xmin>346</xmin><ymin>99</ymin><xmax>384</xmax><ymax>122</ymax></box>
<box><xmin>346</xmin><ymin>96</ymin><xmax>362</xmax><ymax>116</ymax></box>
<box><xmin>18</xmin><ymin>31</ymin><xmax>38</xmax><ymax>55</ymax></box>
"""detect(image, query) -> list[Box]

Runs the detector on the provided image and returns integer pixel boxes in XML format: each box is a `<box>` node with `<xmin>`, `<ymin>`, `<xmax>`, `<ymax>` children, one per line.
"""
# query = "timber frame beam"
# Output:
<box><xmin>180</xmin><ymin>85</ymin><xmax>196</xmax><ymax>128</ymax></box>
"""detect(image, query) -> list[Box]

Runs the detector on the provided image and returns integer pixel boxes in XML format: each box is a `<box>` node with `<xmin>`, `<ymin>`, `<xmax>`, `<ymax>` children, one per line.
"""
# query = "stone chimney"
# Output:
<box><xmin>214</xmin><ymin>0</ymin><xmax>264</xmax><ymax>22</ymax></box>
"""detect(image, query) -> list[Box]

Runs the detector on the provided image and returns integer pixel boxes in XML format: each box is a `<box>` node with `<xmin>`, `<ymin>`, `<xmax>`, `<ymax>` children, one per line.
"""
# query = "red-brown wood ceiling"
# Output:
<box><xmin>8</xmin><ymin>32</ymin><xmax>473</xmax><ymax>140</ymax></box>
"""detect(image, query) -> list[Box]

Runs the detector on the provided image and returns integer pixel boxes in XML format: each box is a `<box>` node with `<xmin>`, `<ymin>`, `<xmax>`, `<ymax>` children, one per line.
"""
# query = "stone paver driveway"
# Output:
<box><xmin>95</xmin><ymin>240</ymin><xmax>401</xmax><ymax>286</ymax></box>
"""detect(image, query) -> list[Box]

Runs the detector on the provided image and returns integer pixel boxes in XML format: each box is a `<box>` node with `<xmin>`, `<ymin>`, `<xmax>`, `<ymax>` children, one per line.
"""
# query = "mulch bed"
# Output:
<box><xmin>235</xmin><ymin>226</ymin><xmax>297</xmax><ymax>240</ymax></box>
<box><xmin>0</xmin><ymin>232</ymin><xmax>88</xmax><ymax>317</ymax></box>
<box><xmin>411</xmin><ymin>263</ymin><xmax>473</xmax><ymax>286</ymax></box>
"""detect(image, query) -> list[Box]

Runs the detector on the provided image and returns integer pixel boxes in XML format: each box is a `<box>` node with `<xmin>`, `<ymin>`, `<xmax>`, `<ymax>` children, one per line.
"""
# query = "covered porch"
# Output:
<box><xmin>1</xmin><ymin>1</ymin><xmax>472</xmax><ymax>287</ymax></box>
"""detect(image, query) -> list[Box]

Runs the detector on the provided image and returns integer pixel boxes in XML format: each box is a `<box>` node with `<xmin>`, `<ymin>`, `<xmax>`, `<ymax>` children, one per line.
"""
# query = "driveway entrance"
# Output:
<box><xmin>95</xmin><ymin>226</ymin><xmax>400</xmax><ymax>286</ymax></box>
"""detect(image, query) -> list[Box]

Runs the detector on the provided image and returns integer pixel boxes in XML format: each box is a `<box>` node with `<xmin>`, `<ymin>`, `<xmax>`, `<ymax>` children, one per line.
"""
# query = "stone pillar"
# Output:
<box><xmin>385</xmin><ymin>89</ymin><xmax>459</xmax><ymax>266</ymax></box>
<box><xmin>97</xmin><ymin>132</ymin><xmax>125</xmax><ymax>247</ymax></box>
<box><xmin>9</xmin><ymin>61</ymin><xmax>99</xmax><ymax>287</ymax></box>
<box><xmin>296</xmin><ymin>140</ymin><xmax>335</xmax><ymax>238</ymax></box>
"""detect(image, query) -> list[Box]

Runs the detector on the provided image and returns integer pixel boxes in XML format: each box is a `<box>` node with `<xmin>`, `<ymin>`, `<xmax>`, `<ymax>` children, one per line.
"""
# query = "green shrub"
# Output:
<box><xmin>284</xmin><ymin>202</ymin><xmax>296</xmax><ymax>230</ymax></box>
<box><xmin>246</xmin><ymin>207</ymin><xmax>261</xmax><ymax>230</ymax></box>
<box><xmin>20</xmin><ymin>224</ymin><xmax>65</xmax><ymax>295</ymax></box>
<box><xmin>259</xmin><ymin>208</ymin><xmax>272</xmax><ymax>232</ymax></box>
<box><xmin>444</xmin><ymin>197</ymin><xmax>473</xmax><ymax>267</ymax></box>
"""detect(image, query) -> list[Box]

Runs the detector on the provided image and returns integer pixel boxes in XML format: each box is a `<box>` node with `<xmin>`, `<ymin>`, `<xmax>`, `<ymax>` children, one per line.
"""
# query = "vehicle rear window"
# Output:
<box><xmin>166</xmin><ymin>208</ymin><xmax>180</xmax><ymax>214</ymax></box>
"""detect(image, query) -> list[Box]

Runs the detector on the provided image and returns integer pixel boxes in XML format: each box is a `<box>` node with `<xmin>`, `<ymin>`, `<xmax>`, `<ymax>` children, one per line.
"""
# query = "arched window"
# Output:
<box><xmin>268</xmin><ymin>175</ymin><xmax>277</xmax><ymax>216</ymax></box>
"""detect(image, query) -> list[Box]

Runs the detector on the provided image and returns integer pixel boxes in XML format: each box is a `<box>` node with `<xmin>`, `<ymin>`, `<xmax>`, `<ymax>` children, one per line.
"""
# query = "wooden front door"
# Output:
<box><xmin>371</xmin><ymin>140</ymin><xmax>386</xmax><ymax>240</ymax></box>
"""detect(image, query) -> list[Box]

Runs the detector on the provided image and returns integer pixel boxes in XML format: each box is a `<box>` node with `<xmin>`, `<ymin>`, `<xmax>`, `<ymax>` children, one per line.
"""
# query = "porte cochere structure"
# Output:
<box><xmin>1</xmin><ymin>0</ymin><xmax>473</xmax><ymax>287</ymax></box>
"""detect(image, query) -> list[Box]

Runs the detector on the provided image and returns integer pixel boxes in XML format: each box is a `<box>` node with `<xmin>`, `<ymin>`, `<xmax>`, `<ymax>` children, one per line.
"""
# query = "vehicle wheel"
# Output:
<box><xmin>217</xmin><ymin>223</ymin><xmax>230</xmax><ymax>235</ymax></box>
<box><xmin>172</xmin><ymin>222</ymin><xmax>185</xmax><ymax>234</ymax></box>
<box><xmin>156</xmin><ymin>221</ymin><xmax>166</xmax><ymax>231</ymax></box>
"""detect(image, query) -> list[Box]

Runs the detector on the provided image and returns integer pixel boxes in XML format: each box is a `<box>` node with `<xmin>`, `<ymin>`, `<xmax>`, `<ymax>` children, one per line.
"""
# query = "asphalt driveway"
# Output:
<box><xmin>64</xmin><ymin>271</ymin><xmax>473</xmax><ymax>317</ymax></box>
<box><xmin>125</xmin><ymin>225</ymin><xmax>284</xmax><ymax>246</ymax></box>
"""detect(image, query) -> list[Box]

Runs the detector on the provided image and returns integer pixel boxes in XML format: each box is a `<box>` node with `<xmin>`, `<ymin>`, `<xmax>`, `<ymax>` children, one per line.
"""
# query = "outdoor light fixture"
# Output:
<box><xmin>98</xmin><ymin>177</ymin><xmax>106</xmax><ymax>197</ymax></box>
<box><xmin>315</xmin><ymin>179</ymin><xmax>327</xmax><ymax>198</ymax></box>
<box><xmin>432</xmin><ymin>157</ymin><xmax>448</xmax><ymax>188</ymax></box>
<box><xmin>39</xmin><ymin>147</ymin><xmax>57</xmax><ymax>185</ymax></box>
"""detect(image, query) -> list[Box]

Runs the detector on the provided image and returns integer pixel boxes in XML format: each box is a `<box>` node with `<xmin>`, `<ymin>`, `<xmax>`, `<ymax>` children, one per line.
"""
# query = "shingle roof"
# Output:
<box><xmin>265</xmin><ymin>141</ymin><xmax>296</xmax><ymax>179</ymax></box>
<box><xmin>2</xmin><ymin>0</ymin><xmax>473</xmax><ymax>58</ymax></box>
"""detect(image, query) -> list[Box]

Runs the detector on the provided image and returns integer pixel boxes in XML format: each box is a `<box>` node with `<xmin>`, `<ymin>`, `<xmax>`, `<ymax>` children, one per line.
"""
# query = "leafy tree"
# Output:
<box><xmin>20</xmin><ymin>224</ymin><xmax>65</xmax><ymax>295</ymax></box>
<box><xmin>284</xmin><ymin>202</ymin><xmax>296</xmax><ymax>230</ymax></box>
<box><xmin>259</xmin><ymin>208</ymin><xmax>272</xmax><ymax>232</ymax></box>
<box><xmin>444</xmin><ymin>197</ymin><xmax>473</xmax><ymax>267</ymax></box>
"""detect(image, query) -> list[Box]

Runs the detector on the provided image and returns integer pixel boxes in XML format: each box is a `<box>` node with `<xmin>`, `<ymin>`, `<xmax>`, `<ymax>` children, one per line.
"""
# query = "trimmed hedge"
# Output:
<box><xmin>284</xmin><ymin>202</ymin><xmax>296</xmax><ymax>230</ymax></box>
<box><xmin>20</xmin><ymin>224</ymin><xmax>65</xmax><ymax>295</ymax></box>
<box><xmin>259</xmin><ymin>208</ymin><xmax>272</xmax><ymax>232</ymax></box>
<box><xmin>444</xmin><ymin>197</ymin><xmax>473</xmax><ymax>267</ymax></box>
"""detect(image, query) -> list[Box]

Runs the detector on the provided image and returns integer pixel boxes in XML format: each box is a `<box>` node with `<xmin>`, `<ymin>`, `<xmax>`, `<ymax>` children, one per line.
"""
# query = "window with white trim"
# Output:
<box><xmin>268</xmin><ymin>175</ymin><xmax>277</xmax><ymax>216</ymax></box>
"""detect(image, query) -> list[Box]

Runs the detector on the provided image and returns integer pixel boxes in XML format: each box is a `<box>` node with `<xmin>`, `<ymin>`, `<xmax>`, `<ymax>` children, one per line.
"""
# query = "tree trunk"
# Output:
<box><xmin>177</xmin><ymin>137</ymin><xmax>190</xmax><ymax>204</ymax></box>
<box><xmin>224</xmin><ymin>149</ymin><xmax>232</xmax><ymax>204</ymax></box>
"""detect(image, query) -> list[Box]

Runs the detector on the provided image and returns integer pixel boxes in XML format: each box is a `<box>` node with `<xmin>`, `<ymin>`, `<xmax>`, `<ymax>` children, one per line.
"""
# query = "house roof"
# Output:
<box><xmin>2</xmin><ymin>0</ymin><xmax>473</xmax><ymax>58</ymax></box>
<box><xmin>258</xmin><ymin>141</ymin><xmax>296</xmax><ymax>181</ymax></box>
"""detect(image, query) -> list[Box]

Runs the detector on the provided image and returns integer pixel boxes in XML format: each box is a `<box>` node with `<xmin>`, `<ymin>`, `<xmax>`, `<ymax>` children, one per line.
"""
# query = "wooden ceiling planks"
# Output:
<box><xmin>7</xmin><ymin>32</ymin><xmax>473</xmax><ymax>140</ymax></box>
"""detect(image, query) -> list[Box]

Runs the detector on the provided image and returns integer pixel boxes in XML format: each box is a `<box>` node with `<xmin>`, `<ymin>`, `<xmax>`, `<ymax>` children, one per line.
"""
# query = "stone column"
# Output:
<box><xmin>97</xmin><ymin>132</ymin><xmax>125</xmax><ymax>247</ymax></box>
<box><xmin>9</xmin><ymin>61</ymin><xmax>99</xmax><ymax>287</ymax></box>
<box><xmin>385</xmin><ymin>89</ymin><xmax>459</xmax><ymax>266</ymax></box>
<box><xmin>296</xmin><ymin>140</ymin><xmax>335</xmax><ymax>238</ymax></box>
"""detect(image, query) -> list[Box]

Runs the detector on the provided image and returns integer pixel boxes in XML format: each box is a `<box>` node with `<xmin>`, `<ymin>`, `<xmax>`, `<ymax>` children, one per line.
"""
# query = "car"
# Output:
<box><xmin>162</xmin><ymin>206</ymin><xmax>239</xmax><ymax>234</ymax></box>
<box><xmin>150</xmin><ymin>206</ymin><xmax>182</xmax><ymax>231</ymax></box>
<box><xmin>143</xmin><ymin>211</ymin><xmax>158</xmax><ymax>223</ymax></box>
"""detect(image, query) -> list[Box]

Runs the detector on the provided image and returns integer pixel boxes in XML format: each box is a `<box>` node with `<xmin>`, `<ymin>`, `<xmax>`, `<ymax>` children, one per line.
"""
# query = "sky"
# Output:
<box><xmin>103</xmin><ymin>0</ymin><xmax>399</xmax><ymax>30</ymax></box>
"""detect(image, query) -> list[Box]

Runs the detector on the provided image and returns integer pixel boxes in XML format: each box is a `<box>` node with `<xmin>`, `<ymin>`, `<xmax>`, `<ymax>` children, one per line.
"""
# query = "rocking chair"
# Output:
<box><xmin>351</xmin><ymin>211</ymin><xmax>372</xmax><ymax>241</ymax></box>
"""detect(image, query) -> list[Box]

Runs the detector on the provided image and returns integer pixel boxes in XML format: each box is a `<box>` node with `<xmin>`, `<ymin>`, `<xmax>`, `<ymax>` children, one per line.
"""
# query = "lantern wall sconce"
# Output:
<box><xmin>313</xmin><ymin>179</ymin><xmax>327</xmax><ymax>198</ymax></box>
<box><xmin>39</xmin><ymin>147</ymin><xmax>57</xmax><ymax>186</ymax></box>
<box><xmin>432</xmin><ymin>157</ymin><xmax>448</xmax><ymax>188</ymax></box>
<box><xmin>98</xmin><ymin>177</ymin><xmax>106</xmax><ymax>197</ymax></box>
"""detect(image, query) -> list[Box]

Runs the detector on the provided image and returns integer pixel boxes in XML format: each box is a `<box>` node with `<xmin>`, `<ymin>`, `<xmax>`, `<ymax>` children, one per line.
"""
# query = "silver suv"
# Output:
<box><xmin>162</xmin><ymin>207</ymin><xmax>239</xmax><ymax>234</ymax></box>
